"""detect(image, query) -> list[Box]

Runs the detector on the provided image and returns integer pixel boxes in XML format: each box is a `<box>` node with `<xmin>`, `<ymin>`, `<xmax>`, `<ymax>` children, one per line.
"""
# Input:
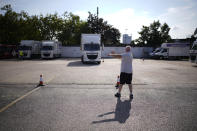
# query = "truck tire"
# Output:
<box><xmin>81</xmin><ymin>56</ymin><xmax>85</xmax><ymax>64</ymax></box>
<box><xmin>97</xmin><ymin>61</ymin><xmax>101</xmax><ymax>64</ymax></box>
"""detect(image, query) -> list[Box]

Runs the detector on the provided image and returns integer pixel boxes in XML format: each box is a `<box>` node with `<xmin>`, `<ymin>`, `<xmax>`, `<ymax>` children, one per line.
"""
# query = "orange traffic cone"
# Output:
<box><xmin>115</xmin><ymin>75</ymin><xmax>120</xmax><ymax>89</ymax></box>
<box><xmin>39</xmin><ymin>74</ymin><xmax>44</xmax><ymax>86</ymax></box>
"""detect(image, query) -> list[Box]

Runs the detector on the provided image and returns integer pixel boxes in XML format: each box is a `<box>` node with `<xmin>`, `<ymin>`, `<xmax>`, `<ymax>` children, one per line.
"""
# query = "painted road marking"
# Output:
<box><xmin>0</xmin><ymin>87</ymin><xmax>41</xmax><ymax>113</ymax></box>
<box><xmin>45</xmin><ymin>76</ymin><xmax>56</xmax><ymax>85</ymax></box>
<box><xmin>0</xmin><ymin>76</ymin><xmax>57</xmax><ymax>113</ymax></box>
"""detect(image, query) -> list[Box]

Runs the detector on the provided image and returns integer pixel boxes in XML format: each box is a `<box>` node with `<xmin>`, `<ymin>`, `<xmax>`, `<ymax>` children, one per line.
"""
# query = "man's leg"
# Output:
<box><xmin>115</xmin><ymin>72</ymin><xmax>125</xmax><ymax>98</ymax></box>
<box><xmin>128</xmin><ymin>84</ymin><xmax>132</xmax><ymax>93</ymax></box>
<box><xmin>115</xmin><ymin>84</ymin><xmax>123</xmax><ymax>98</ymax></box>
<box><xmin>118</xmin><ymin>84</ymin><xmax>123</xmax><ymax>93</ymax></box>
<box><xmin>127</xmin><ymin>73</ymin><xmax>133</xmax><ymax>100</ymax></box>
<box><xmin>128</xmin><ymin>84</ymin><xmax>133</xmax><ymax>99</ymax></box>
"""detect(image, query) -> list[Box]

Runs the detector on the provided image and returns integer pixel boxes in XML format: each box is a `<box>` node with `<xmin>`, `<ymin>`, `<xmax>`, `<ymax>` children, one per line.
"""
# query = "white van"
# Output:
<box><xmin>152</xmin><ymin>42</ymin><xmax>190</xmax><ymax>59</ymax></box>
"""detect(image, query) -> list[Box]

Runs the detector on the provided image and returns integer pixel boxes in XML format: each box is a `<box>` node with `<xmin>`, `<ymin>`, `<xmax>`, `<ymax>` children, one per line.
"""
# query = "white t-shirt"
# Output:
<box><xmin>121</xmin><ymin>52</ymin><xmax>133</xmax><ymax>73</ymax></box>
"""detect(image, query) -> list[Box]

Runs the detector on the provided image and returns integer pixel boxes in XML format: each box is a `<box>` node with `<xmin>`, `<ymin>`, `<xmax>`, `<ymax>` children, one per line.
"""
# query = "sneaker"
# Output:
<box><xmin>130</xmin><ymin>94</ymin><xmax>133</xmax><ymax>100</ymax></box>
<box><xmin>115</xmin><ymin>85</ymin><xmax>119</xmax><ymax>89</ymax></box>
<box><xmin>115</xmin><ymin>93</ymin><xmax>121</xmax><ymax>98</ymax></box>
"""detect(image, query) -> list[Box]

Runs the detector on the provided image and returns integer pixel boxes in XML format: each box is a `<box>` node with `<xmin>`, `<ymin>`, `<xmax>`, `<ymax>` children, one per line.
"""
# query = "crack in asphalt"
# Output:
<box><xmin>1</xmin><ymin>82</ymin><xmax>197</xmax><ymax>86</ymax></box>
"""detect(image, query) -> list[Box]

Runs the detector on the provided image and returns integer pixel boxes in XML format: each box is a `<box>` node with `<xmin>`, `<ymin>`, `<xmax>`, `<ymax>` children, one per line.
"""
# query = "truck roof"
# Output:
<box><xmin>20</xmin><ymin>40</ymin><xmax>35</xmax><ymax>45</ymax></box>
<box><xmin>42</xmin><ymin>41</ymin><xmax>62</xmax><ymax>46</ymax></box>
<box><xmin>21</xmin><ymin>40</ymin><xmax>34</xmax><ymax>43</ymax></box>
<box><xmin>42</xmin><ymin>41</ymin><xmax>54</xmax><ymax>44</ymax></box>
<box><xmin>161</xmin><ymin>42</ymin><xmax>190</xmax><ymax>48</ymax></box>
<box><xmin>81</xmin><ymin>34</ymin><xmax>101</xmax><ymax>45</ymax></box>
<box><xmin>81</xmin><ymin>33</ymin><xmax>101</xmax><ymax>36</ymax></box>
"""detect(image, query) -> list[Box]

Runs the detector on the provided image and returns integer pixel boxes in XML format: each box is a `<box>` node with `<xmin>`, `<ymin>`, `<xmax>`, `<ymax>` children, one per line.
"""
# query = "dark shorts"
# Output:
<box><xmin>120</xmin><ymin>72</ymin><xmax>132</xmax><ymax>84</ymax></box>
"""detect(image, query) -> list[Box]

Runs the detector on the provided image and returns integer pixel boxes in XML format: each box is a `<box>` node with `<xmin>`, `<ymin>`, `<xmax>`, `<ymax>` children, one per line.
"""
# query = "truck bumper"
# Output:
<box><xmin>82</xmin><ymin>54</ymin><xmax>101</xmax><ymax>62</ymax></box>
<box><xmin>41</xmin><ymin>52</ymin><xmax>53</xmax><ymax>59</ymax></box>
<box><xmin>22</xmin><ymin>52</ymin><xmax>31</xmax><ymax>59</ymax></box>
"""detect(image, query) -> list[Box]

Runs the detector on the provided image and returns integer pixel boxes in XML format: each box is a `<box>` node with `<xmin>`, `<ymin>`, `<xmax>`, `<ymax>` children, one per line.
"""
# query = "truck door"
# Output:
<box><xmin>161</xmin><ymin>48</ymin><xmax>168</xmax><ymax>58</ymax></box>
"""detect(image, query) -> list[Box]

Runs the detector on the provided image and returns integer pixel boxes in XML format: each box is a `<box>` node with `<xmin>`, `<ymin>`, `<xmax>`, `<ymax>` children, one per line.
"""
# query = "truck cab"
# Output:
<box><xmin>154</xmin><ymin>48</ymin><xmax>169</xmax><ymax>59</ymax></box>
<box><xmin>81</xmin><ymin>34</ymin><xmax>102</xmax><ymax>64</ymax></box>
<box><xmin>18</xmin><ymin>40</ymin><xmax>41</xmax><ymax>59</ymax></box>
<box><xmin>149</xmin><ymin>48</ymin><xmax>162</xmax><ymax>59</ymax></box>
<box><xmin>189</xmin><ymin>40</ymin><xmax>197</xmax><ymax>64</ymax></box>
<box><xmin>18</xmin><ymin>45</ymin><xmax>32</xmax><ymax>58</ymax></box>
<box><xmin>41</xmin><ymin>41</ymin><xmax>61</xmax><ymax>59</ymax></box>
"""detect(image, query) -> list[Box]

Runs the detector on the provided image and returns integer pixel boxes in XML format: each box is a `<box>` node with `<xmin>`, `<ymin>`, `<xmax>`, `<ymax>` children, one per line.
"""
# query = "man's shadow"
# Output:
<box><xmin>92</xmin><ymin>98</ymin><xmax>132</xmax><ymax>124</ymax></box>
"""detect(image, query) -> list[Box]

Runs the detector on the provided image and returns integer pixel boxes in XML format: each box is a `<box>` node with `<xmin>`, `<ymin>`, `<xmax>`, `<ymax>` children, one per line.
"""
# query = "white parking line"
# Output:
<box><xmin>0</xmin><ymin>87</ymin><xmax>41</xmax><ymax>113</ymax></box>
<box><xmin>0</xmin><ymin>76</ymin><xmax>57</xmax><ymax>113</ymax></box>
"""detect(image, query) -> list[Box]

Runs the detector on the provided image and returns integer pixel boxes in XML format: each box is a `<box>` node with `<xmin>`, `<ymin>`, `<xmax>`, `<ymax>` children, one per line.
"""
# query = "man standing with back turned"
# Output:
<box><xmin>109</xmin><ymin>46</ymin><xmax>133</xmax><ymax>100</ymax></box>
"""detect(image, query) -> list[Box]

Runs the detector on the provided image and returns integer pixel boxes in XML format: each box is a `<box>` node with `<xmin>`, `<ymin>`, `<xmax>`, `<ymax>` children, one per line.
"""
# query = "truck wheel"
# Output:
<box><xmin>81</xmin><ymin>56</ymin><xmax>85</xmax><ymax>64</ymax></box>
<box><xmin>97</xmin><ymin>61</ymin><xmax>101</xmax><ymax>64</ymax></box>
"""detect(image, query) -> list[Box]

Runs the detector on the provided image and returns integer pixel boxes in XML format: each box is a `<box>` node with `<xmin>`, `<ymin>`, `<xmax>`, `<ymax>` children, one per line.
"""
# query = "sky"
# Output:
<box><xmin>1</xmin><ymin>0</ymin><xmax>197</xmax><ymax>40</ymax></box>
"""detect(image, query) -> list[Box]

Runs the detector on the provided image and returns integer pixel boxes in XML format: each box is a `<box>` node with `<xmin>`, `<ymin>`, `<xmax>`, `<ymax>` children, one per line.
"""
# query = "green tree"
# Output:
<box><xmin>0</xmin><ymin>5</ymin><xmax>121</xmax><ymax>46</ymax></box>
<box><xmin>39</xmin><ymin>13</ymin><xmax>63</xmax><ymax>40</ymax></box>
<box><xmin>135</xmin><ymin>20</ymin><xmax>171</xmax><ymax>47</ymax></box>
<box><xmin>0</xmin><ymin>5</ymin><xmax>43</xmax><ymax>44</ymax></box>
<box><xmin>57</xmin><ymin>12</ymin><xmax>90</xmax><ymax>45</ymax></box>
<box><xmin>87</xmin><ymin>12</ymin><xmax>120</xmax><ymax>45</ymax></box>
<box><xmin>0</xmin><ymin>5</ymin><xmax>22</xmax><ymax>44</ymax></box>
<box><xmin>17</xmin><ymin>12</ymin><xmax>44</xmax><ymax>41</ymax></box>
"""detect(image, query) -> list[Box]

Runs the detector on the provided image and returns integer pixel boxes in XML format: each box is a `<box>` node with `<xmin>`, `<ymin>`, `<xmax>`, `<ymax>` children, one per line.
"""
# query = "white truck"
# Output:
<box><xmin>150</xmin><ymin>42</ymin><xmax>190</xmax><ymax>59</ymax></box>
<box><xmin>81</xmin><ymin>34</ymin><xmax>103</xmax><ymax>64</ymax></box>
<box><xmin>41</xmin><ymin>40</ymin><xmax>62</xmax><ymax>59</ymax></box>
<box><xmin>189</xmin><ymin>40</ymin><xmax>197</xmax><ymax>64</ymax></box>
<box><xmin>18</xmin><ymin>40</ymin><xmax>41</xmax><ymax>59</ymax></box>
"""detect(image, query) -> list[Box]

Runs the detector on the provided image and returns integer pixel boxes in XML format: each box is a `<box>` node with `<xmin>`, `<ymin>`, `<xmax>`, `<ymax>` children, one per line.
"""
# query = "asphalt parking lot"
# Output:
<box><xmin>0</xmin><ymin>58</ymin><xmax>197</xmax><ymax>131</ymax></box>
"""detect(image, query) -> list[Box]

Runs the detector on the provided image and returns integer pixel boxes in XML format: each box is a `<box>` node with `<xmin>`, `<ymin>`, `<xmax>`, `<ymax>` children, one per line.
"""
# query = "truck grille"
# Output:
<box><xmin>87</xmin><ymin>55</ymin><xmax>98</xmax><ymax>59</ymax></box>
<box><xmin>44</xmin><ymin>54</ymin><xmax>50</xmax><ymax>57</ymax></box>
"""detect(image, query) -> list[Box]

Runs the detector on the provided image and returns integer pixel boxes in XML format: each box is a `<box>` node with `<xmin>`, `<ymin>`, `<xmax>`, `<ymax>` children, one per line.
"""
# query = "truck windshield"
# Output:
<box><xmin>84</xmin><ymin>44</ymin><xmax>100</xmax><ymax>51</ymax></box>
<box><xmin>19</xmin><ymin>46</ymin><xmax>32</xmax><ymax>50</ymax></box>
<box><xmin>42</xmin><ymin>46</ymin><xmax>53</xmax><ymax>50</ymax></box>
<box><xmin>162</xmin><ymin>49</ymin><xmax>168</xmax><ymax>53</ymax></box>
<box><xmin>153</xmin><ymin>49</ymin><xmax>161</xmax><ymax>53</ymax></box>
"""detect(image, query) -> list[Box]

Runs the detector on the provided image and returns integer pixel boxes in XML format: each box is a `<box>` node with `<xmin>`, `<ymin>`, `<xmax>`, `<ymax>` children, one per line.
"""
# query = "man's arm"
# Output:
<box><xmin>108</xmin><ymin>51</ymin><xmax>122</xmax><ymax>59</ymax></box>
